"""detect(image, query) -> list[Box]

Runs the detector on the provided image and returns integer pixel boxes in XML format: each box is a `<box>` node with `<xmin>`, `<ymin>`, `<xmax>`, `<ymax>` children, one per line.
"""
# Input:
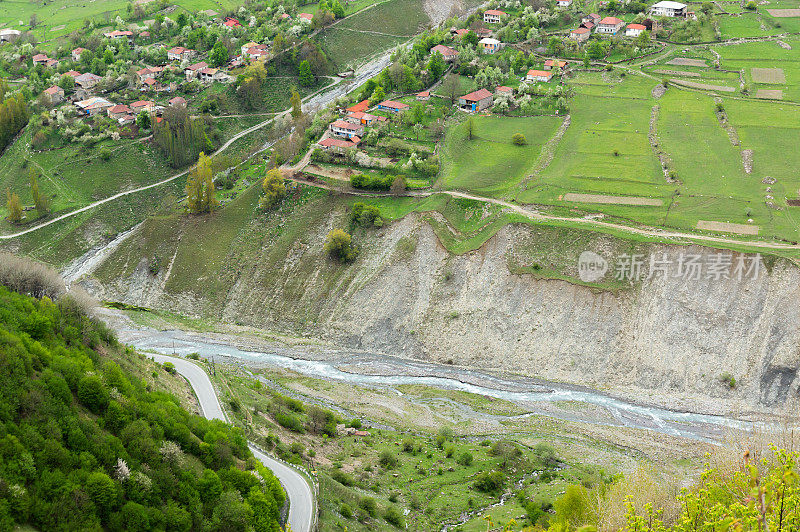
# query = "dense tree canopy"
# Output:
<box><xmin>0</xmin><ymin>283</ymin><xmax>285</xmax><ymax>531</ymax></box>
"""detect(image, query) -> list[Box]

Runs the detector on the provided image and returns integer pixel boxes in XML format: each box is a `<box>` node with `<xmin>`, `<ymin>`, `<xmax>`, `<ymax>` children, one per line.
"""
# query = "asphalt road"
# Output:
<box><xmin>149</xmin><ymin>354</ymin><xmax>315</xmax><ymax>532</ymax></box>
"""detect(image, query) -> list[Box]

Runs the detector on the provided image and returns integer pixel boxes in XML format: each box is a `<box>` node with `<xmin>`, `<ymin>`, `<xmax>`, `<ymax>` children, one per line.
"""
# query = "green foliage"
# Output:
<box><xmin>210</xmin><ymin>41</ymin><xmax>229</xmax><ymax>67</ymax></box>
<box><xmin>0</xmin><ymin>284</ymin><xmax>284</xmax><ymax>531</ymax></box>
<box><xmin>473</xmin><ymin>470</ymin><xmax>506</xmax><ymax>493</ymax></box>
<box><xmin>456</xmin><ymin>451</ymin><xmax>473</xmax><ymax>466</ymax></box>
<box><xmin>350</xmin><ymin>202</ymin><xmax>383</xmax><ymax>227</ymax></box>
<box><xmin>324</xmin><ymin>229</ymin><xmax>358</xmax><ymax>262</ymax></box>
<box><xmin>512</xmin><ymin>133</ymin><xmax>527</xmax><ymax>145</ymax></box>
<box><xmin>298</xmin><ymin>60</ymin><xmax>314</xmax><ymax>87</ymax></box>
<box><xmin>5</xmin><ymin>189</ymin><xmax>21</xmax><ymax>223</ymax></box>
<box><xmin>350</xmin><ymin>173</ymin><xmax>394</xmax><ymax>190</ymax></box>
<box><xmin>385</xmin><ymin>505</ymin><xmax>404</xmax><ymax>527</ymax></box>
<box><xmin>259</xmin><ymin>168</ymin><xmax>286</xmax><ymax>210</ymax></box>
<box><xmin>0</xmin><ymin>89</ymin><xmax>30</xmax><ymax>155</ymax></box>
<box><xmin>359</xmin><ymin>496</ymin><xmax>378</xmax><ymax>517</ymax></box>
<box><xmin>378</xmin><ymin>450</ymin><xmax>399</xmax><ymax>469</ymax></box>
<box><xmin>554</xmin><ymin>484</ymin><xmax>593</xmax><ymax>528</ymax></box>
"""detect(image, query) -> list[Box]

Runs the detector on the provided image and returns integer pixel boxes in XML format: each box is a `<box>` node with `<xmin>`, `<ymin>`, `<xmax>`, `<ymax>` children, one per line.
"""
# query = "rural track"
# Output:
<box><xmin>148</xmin><ymin>354</ymin><xmax>316</xmax><ymax>532</ymax></box>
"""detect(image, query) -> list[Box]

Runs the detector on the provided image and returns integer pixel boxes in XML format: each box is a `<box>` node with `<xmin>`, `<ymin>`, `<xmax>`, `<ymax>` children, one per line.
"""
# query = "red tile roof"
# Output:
<box><xmin>431</xmin><ymin>44</ymin><xmax>458</xmax><ymax>56</ymax></box>
<box><xmin>460</xmin><ymin>88</ymin><xmax>493</xmax><ymax>101</ymax></box>
<box><xmin>346</xmin><ymin>100</ymin><xmax>370</xmax><ymax>113</ymax></box>
<box><xmin>319</xmin><ymin>137</ymin><xmax>358</xmax><ymax>148</ymax></box>
<box><xmin>108</xmin><ymin>104</ymin><xmax>131</xmax><ymax>114</ymax></box>
<box><xmin>331</xmin><ymin>119</ymin><xmax>364</xmax><ymax>131</ymax></box>
<box><xmin>44</xmin><ymin>86</ymin><xmax>61</xmax><ymax>95</ymax></box>
<box><xmin>496</xmin><ymin>85</ymin><xmax>512</xmax><ymax>92</ymax></box>
<box><xmin>600</xmin><ymin>16</ymin><xmax>624</xmax><ymax>25</ymax></box>
<box><xmin>299</xmin><ymin>13</ymin><xmax>313</xmax><ymax>20</ymax></box>
<box><xmin>378</xmin><ymin>100</ymin><xmax>409</xmax><ymax>110</ymax></box>
<box><xmin>527</xmin><ymin>69</ymin><xmax>552</xmax><ymax>78</ymax></box>
<box><xmin>627</xmin><ymin>23</ymin><xmax>646</xmax><ymax>30</ymax></box>
<box><xmin>545</xmin><ymin>59</ymin><xmax>567</xmax><ymax>67</ymax></box>
<box><xmin>572</xmin><ymin>27</ymin><xmax>590</xmax><ymax>34</ymax></box>
<box><xmin>484</xmin><ymin>9</ymin><xmax>507</xmax><ymax>16</ymax></box>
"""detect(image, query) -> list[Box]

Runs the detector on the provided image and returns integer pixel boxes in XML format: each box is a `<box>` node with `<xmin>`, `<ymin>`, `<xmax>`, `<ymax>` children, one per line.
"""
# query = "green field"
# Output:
<box><xmin>440</xmin><ymin>115</ymin><xmax>563</xmax><ymax>196</ymax></box>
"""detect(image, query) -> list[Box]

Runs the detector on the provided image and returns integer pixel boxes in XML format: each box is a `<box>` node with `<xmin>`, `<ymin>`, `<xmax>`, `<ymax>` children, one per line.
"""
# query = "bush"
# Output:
<box><xmin>378</xmin><ymin>450</ymin><xmax>399</xmax><ymax>469</ymax></box>
<box><xmin>384</xmin><ymin>505</ymin><xmax>404</xmax><ymax>527</ymax></box>
<box><xmin>473</xmin><ymin>470</ymin><xmax>506</xmax><ymax>493</ymax></box>
<box><xmin>720</xmin><ymin>372</ymin><xmax>736</xmax><ymax>389</ymax></box>
<box><xmin>350</xmin><ymin>202</ymin><xmax>383</xmax><ymax>227</ymax></box>
<box><xmin>163</xmin><ymin>362</ymin><xmax>176</xmax><ymax>374</ymax></box>
<box><xmin>340</xmin><ymin>503</ymin><xmax>353</xmax><ymax>518</ymax></box>
<box><xmin>99</xmin><ymin>147</ymin><xmax>112</xmax><ymax>161</ymax></box>
<box><xmin>350</xmin><ymin>173</ymin><xmax>394</xmax><ymax>191</ymax></box>
<box><xmin>359</xmin><ymin>497</ymin><xmax>378</xmax><ymax>517</ymax></box>
<box><xmin>275</xmin><ymin>412</ymin><xmax>305</xmax><ymax>433</ymax></box>
<box><xmin>533</xmin><ymin>443</ymin><xmax>559</xmax><ymax>468</ymax></box>
<box><xmin>77</xmin><ymin>375</ymin><xmax>109</xmax><ymax>413</ymax></box>
<box><xmin>331</xmin><ymin>470</ymin><xmax>355</xmax><ymax>486</ymax></box>
<box><xmin>456</xmin><ymin>451</ymin><xmax>473</xmax><ymax>466</ymax></box>
<box><xmin>324</xmin><ymin>229</ymin><xmax>358</xmax><ymax>263</ymax></box>
<box><xmin>512</xmin><ymin>133</ymin><xmax>526</xmax><ymax>145</ymax></box>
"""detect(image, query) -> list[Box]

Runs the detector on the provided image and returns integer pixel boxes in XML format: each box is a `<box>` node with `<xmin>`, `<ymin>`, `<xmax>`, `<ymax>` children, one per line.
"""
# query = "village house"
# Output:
<box><xmin>141</xmin><ymin>77</ymin><xmax>161</xmax><ymax>91</ymax></box>
<box><xmin>198</xmin><ymin>67</ymin><xmax>232</xmax><ymax>83</ymax></box>
<box><xmin>474</xmin><ymin>27</ymin><xmax>493</xmax><ymax>37</ymax></box>
<box><xmin>318</xmin><ymin>136</ymin><xmax>359</xmax><ymax>154</ymax></box>
<box><xmin>625</xmin><ymin>23</ymin><xmax>646</xmax><ymax>37</ymax></box>
<box><xmin>0</xmin><ymin>29</ymin><xmax>21</xmax><ymax>43</ymax></box>
<box><xmin>330</xmin><ymin>119</ymin><xmax>365</xmax><ymax>139</ymax></box>
<box><xmin>377</xmin><ymin>100</ymin><xmax>410</xmax><ymax>113</ymax></box>
<box><xmin>223</xmin><ymin>17</ymin><xmax>242</xmax><ymax>27</ymax></box>
<box><xmin>649</xmin><ymin>0</ymin><xmax>687</xmax><ymax>17</ymax></box>
<box><xmin>346</xmin><ymin>111</ymin><xmax>385</xmax><ymax>126</ymax></box>
<box><xmin>75</xmin><ymin>97</ymin><xmax>114</xmax><ymax>116</ymax></box>
<box><xmin>73</xmin><ymin>72</ymin><xmax>102</xmax><ymax>99</ymax></box>
<box><xmin>453</xmin><ymin>28</ymin><xmax>470</xmax><ymax>38</ymax></box>
<box><xmin>299</xmin><ymin>13</ymin><xmax>314</xmax><ymax>21</ymax></box>
<box><xmin>495</xmin><ymin>86</ymin><xmax>513</xmax><ymax>97</ymax></box>
<box><xmin>556</xmin><ymin>0</ymin><xmax>572</xmax><ymax>7</ymax></box>
<box><xmin>458</xmin><ymin>88</ymin><xmax>493</xmax><ymax>112</ymax></box>
<box><xmin>104</xmin><ymin>30</ymin><xmax>134</xmax><ymax>43</ymax></box>
<box><xmin>416</xmin><ymin>91</ymin><xmax>430</xmax><ymax>101</ymax></box>
<box><xmin>136</xmin><ymin>67</ymin><xmax>156</xmax><ymax>83</ymax></box>
<box><xmin>169</xmin><ymin>96</ymin><xmax>187</xmax><ymax>108</ymax></box>
<box><xmin>582</xmin><ymin>13</ymin><xmax>601</xmax><ymax>27</ymax></box>
<box><xmin>244</xmin><ymin>45</ymin><xmax>269</xmax><ymax>61</ymax></box>
<box><xmin>107</xmin><ymin>104</ymin><xmax>131</xmax><ymax>120</ymax></box>
<box><xmin>431</xmin><ymin>44</ymin><xmax>458</xmax><ymax>62</ymax></box>
<box><xmin>33</xmin><ymin>54</ymin><xmax>55</xmax><ymax>67</ymax></box>
<box><xmin>184</xmin><ymin>61</ymin><xmax>208</xmax><ymax>81</ymax></box>
<box><xmin>597</xmin><ymin>16</ymin><xmax>625</xmax><ymax>34</ymax></box>
<box><xmin>483</xmin><ymin>9</ymin><xmax>506</xmax><ymax>23</ymax></box>
<box><xmin>570</xmin><ymin>27</ymin><xmax>591</xmax><ymax>42</ymax></box>
<box><xmin>167</xmin><ymin>46</ymin><xmax>195</xmax><ymax>62</ymax></box>
<box><xmin>544</xmin><ymin>59</ymin><xmax>567</xmax><ymax>70</ymax></box>
<box><xmin>64</xmin><ymin>70</ymin><xmax>81</xmax><ymax>78</ymax></box>
<box><xmin>72</xmin><ymin>47</ymin><xmax>86</xmax><ymax>62</ymax></box>
<box><xmin>130</xmin><ymin>100</ymin><xmax>155</xmax><ymax>114</ymax></box>
<box><xmin>241</xmin><ymin>42</ymin><xmax>259</xmax><ymax>55</ymax></box>
<box><xmin>43</xmin><ymin>86</ymin><xmax>64</xmax><ymax>105</ymax></box>
<box><xmin>526</xmin><ymin>69</ymin><xmax>553</xmax><ymax>82</ymax></box>
<box><xmin>117</xmin><ymin>114</ymin><xmax>136</xmax><ymax>126</ymax></box>
<box><xmin>479</xmin><ymin>37</ymin><xmax>502</xmax><ymax>54</ymax></box>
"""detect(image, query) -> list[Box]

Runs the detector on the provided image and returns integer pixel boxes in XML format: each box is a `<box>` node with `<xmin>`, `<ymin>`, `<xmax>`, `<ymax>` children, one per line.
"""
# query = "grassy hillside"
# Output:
<box><xmin>0</xmin><ymin>277</ymin><xmax>285</xmax><ymax>531</ymax></box>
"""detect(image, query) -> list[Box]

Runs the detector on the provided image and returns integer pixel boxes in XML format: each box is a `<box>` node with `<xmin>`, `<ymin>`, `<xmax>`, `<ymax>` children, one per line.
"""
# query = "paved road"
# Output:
<box><xmin>149</xmin><ymin>354</ymin><xmax>315</xmax><ymax>532</ymax></box>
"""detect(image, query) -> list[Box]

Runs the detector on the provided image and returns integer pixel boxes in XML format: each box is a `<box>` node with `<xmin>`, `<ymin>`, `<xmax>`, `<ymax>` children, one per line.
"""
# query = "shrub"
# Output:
<box><xmin>456</xmin><ymin>451</ymin><xmax>473</xmax><ymax>466</ymax></box>
<box><xmin>512</xmin><ymin>133</ymin><xmax>526</xmax><ymax>145</ymax></box>
<box><xmin>745</xmin><ymin>0</ymin><xmax>757</xmax><ymax>9</ymax></box>
<box><xmin>162</xmin><ymin>362</ymin><xmax>176</xmax><ymax>374</ymax></box>
<box><xmin>384</xmin><ymin>505</ymin><xmax>404</xmax><ymax>528</ymax></box>
<box><xmin>324</xmin><ymin>229</ymin><xmax>358</xmax><ymax>262</ymax></box>
<box><xmin>720</xmin><ymin>372</ymin><xmax>736</xmax><ymax>389</ymax></box>
<box><xmin>340</xmin><ymin>503</ymin><xmax>353</xmax><ymax>518</ymax></box>
<box><xmin>275</xmin><ymin>412</ymin><xmax>305</xmax><ymax>433</ymax></box>
<box><xmin>473</xmin><ymin>470</ymin><xmax>506</xmax><ymax>493</ymax></box>
<box><xmin>533</xmin><ymin>443</ymin><xmax>559</xmax><ymax>468</ymax></box>
<box><xmin>350</xmin><ymin>173</ymin><xmax>393</xmax><ymax>191</ymax></box>
<box><xmin>99</xmin><ymin>147</ymin><xmax>112</xmax><ymax>161</ymax></box>
<box><xmin>378</xmin><ymin>450</ymin><xmax>399</xmax><ymax>469</ymax></box>
<box><xmin>77</xmin><ymin>375</ymin><xmax>109</xmax><ymax>413</ymax></box>
<box><xmin>350</xmin><ymin>202</ymin><xmax>382</xmax><ymax>227</ymax></box>
<box><xmin>331</xmin><ymin>470</ymin><xmax>355</xmax><ymax>486</ymax></box>
<box><xmin>359</xmin><ymin>496</ymin><xmax>378</xmax><ymax>517</ymax></box>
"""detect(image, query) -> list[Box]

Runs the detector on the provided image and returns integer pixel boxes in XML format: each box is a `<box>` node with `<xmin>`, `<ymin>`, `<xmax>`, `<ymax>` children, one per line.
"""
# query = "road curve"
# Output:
<box><xmin>149</xmin><ymin>354</ymin><xmax>315</xmax><ymax>532</ymax></box>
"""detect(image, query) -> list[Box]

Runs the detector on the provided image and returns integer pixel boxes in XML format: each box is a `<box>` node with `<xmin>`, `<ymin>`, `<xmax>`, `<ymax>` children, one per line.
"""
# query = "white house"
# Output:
<box><xmin>483</xmin><ymin>9</ymin><xmax>506</xmax><ymax>23</ymax></box>
<box><xmin>597</xmin><ymin>16</ymin><xmax>625</xmax><ymax>34</ymax></box>
<box><xmin>649</xmin><ymin>1</ymin><xmax>687</xmax><ymax>17</ymax></box>
<box><xmin>570</xmin><ymin>27</ymin><xmax>591</xmax><ymax>42</ymax></box>
<box><xmin>557</xmin><ymin>0</ymin><xmax>572</xmax><ymax>7</ymax></box>
<box><xmin>625</xmin><ymin>23</ymin><xmax>646</xmax><ymax>37</ymax></box>
<box><xmin>526</xmin><ymin>69</ymin><xmax>553</xmax><ymax>82</ymax></box>
<box><xmin>0</xmin><ymin>29</ymin><xmax>21</xmax><ymax>42</ymax></box>
<box><xmin>329</xmin><ymin>119</ymin><xmax>365</xmax><ymax>139</ymax></box>
<box><xmin>167</xmin><ymin>46</ymin><xmax>195</xmax><ymax>62</ymax></box>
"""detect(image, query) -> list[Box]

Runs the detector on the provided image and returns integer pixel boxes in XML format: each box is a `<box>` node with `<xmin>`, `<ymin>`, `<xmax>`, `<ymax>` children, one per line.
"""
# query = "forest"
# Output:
<box><xmin>0</xmin><ymin>274</ymin><xmax>285</xmax><ymax>531</ymax></box>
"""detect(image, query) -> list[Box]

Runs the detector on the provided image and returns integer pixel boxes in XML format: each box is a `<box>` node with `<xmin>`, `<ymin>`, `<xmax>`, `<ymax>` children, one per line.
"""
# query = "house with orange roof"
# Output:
<box><xmin>598</xmin><ymin>16</ymin><xmax>625</xmax><ymax>34</ymax></box>
<box><xmin>570</xmin><ymin>27</ymin><xmax>591</xmax><ymax>42</ymax></box>
<box><xmin>431</xmin><ymin>44</ymin><xmax>458</xmax><ymax>62</ymax></box>
<box><xmin>346</xmin><ymin>100</ymin><xmax>370</xmax><ymax>113</ymax></box>
<box><xmin>625</xmin><ymin>23</ymin><xmax>646</xmax><ymax>37</ymax></box>
<box><xmin>483</xmin><ymin>9</ymin><xmax>507</xmax><ymax>23</ymax></box>
<box><xmin>458</xmin><ymin>88</ymin><xmax>493</xmax><ymax>112</ymax></box>
<box><xmin>544</xmin><ymin>59</ymin><xmax>567</xmax><ymax>70</ymax></box>
<box><xmin>526</xmin><ymin>69</ymin><xmax>553</xmax><ymax>82</ymax></box>
<box><xmin>376</xmin><ymin>100</ymin><xmax>410</xmax><ymax>113</ymax></box>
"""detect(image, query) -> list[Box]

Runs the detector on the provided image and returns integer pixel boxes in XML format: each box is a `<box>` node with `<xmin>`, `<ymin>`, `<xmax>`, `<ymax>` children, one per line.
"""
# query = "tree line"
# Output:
<box><xmin>152</xmin><ymin>107</ymin><xmax>212</xmax><ymax>168</ymax></box>
<box><xmin>0</xmin><ymin>81</ymin><xmax>30</xmax><ymax>155</ymax></box>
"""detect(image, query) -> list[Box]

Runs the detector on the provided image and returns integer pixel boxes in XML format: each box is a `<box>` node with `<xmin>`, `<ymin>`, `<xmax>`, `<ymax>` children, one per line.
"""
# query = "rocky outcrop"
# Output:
<box><xmin>90</xmin><ymin>213</ymin><xmax>800</xmax><ymax>416</ymax></box>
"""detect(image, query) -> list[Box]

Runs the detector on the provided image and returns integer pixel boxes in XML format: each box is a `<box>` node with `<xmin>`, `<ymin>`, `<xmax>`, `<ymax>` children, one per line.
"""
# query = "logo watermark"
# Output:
<box><xmin>578</xmin><ymin>252</ymin><xmax>763</xmax><ymax>282</ymax></box>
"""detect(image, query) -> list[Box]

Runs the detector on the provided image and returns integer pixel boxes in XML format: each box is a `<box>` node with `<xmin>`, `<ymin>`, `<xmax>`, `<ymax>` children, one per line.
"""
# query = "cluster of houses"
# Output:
<box><xmin>568</xmin><ymin>1</ymin><xmax>687</xmax><ymax>41</ymax></box>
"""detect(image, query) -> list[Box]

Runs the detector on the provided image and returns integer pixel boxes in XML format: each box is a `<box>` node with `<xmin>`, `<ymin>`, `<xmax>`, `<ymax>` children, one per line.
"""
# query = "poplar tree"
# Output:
<box><xmin>290</xmin><ymin>91</ymin><xmax>302</xmax><ymax>121</ymax></box>
<box><xmin>29</xmin><ymin>168</ymin><xmax>49</xmax><ymax>216</ymax></box>
<box><xmin>6</xmin><ymin>189</ymin><xmax>22</xmax><ymax>223</ymax></box>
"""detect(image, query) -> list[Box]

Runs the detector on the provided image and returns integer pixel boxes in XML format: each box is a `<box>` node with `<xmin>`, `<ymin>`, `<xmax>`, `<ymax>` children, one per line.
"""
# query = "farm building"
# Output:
<box><xmin>483</xmin><ymin>9</ymin><xmax>507</xmax><ymax>23</ymax></box>
<box><xmin>649</xmin><ymin>1</ymin><xmax>687</xmax><ymax>16</ymax></box>
<box><xmin>496</xmin><ymin>86</ymin><xmax>513</xmax><ymax>96</ymax></box>
<box><xmin>416</xmin><ymin>91</ymin><xmax>430</xmax><ymax>101</ymax></box>
<box><xmin>330</xmin><ymin>120</ymin><xmax>365</xmax><ymax>139</ymax></box>
<box><xmin>299</xmin><ymin>13</ymin><xmax>314</xmax><ymax>20</ymax></box>
<box><xmin>597</xmin><ymin>17</ymin><xmax>625</xmax><ymax>34</ymax></box>
<box><xmin>526</xmin><ymin>69</ymin><xmax>553</xmax><ymax>82</ymax></box>
<box><xmin>583</xmin><ymin>13</ymin><xmax>601</xmax><ymax>26</ymax></box>
<box><xmin>347</xmin><ymin>100</ymin><xmax>370</xmax><ymax>113</ymax></box>
<box><xmin>0</xmin><ymin>29</ymin><xmax>21</xmax><ymax>42</ymax></box>
<box><xmin>43</xmin><ymin>86</ymin><xmax>64</xmax><ymax>105</ymax></box>
<box><xmin>545</xmin><ymin>59</ymin><xmax>567</xmax><ymax>70</ymax></box>
<box><xmin>72</xmin><ymin>47</ymin><xmax>86</xmax><ymax>62</ymax></box>
<box><xmin>479</xmin><ymin>37</ymin><xmax>502</xmax><ymax>54</ymax></box>
<box><xmin>431</xmin><ymin>44</ymin><xmax>458</xmax><ymax>62</ymax></box>
<box><xmin>136</xmin><ymin>68</ymin><xmax>156</xmax><ymax>83</ymax></box>
<box><xmin>169</xmin><ymin>96</ymin><xmax>187</xmax><ymax>108</ymax></box>
<box><xmin>75</xmin><ymin>97</ymin><xmax>114</xmax><ymax>116</ymax></box>
<box><xmin>244</xmin><ymin>45</ymin><xmax>269</xmax><ymax>61</ymax></box>
<box><xmin>130</xmin><ymin>100</ymin><xmax>156</xmax><ymax>114</ymax></box>
<box><xmin>346</xmin><ymin>111</ymin><xmax>384</xmax><ymax>126</ymax></box>
<box><xmin>571</xmin><ymin>27</ymin><xmax>591</xmax><ymax>42</ymax></box>
<box><xmin>223</xmin><ymin>17</ymin><xmax>242</xmax><ymax>27</ymax></box>
<box><xmin>377</xmin><ymin>100</ymin><xmax>410</xmax><ymax>113</ymax></box>
<box><xmin>625</xmin><ymin>23</ymin><xmax>646</xmax><ymax>37</ymax></box>
<box><xmin>104</xmin><ymin>30</ymin><xmax>133</xmax><ymax>42</ymax></box>
<box><xmin>318</xmin><ymin>137</ymin><xmax>360</xmax><ymax>154</ymax></box>
<box><xmin>75</xmin><ymin>72</ymin><xmax>101</xmax><ymax>90</ymax></box>
<box><xmin>454</xmin><ymin>28</ymin><xmax>470</xmax><ymax>38</ymax></box>
<box><xmin>557</xmin><ymin>0</ymin><xmax>572</xmax><ymax>6</ymax></box>
<box><xmin>458</xmin><ymin>88</ymin><xmax>493</xmax><ymax>112</ymax></box>
<box><xmin>107</xmin><ymin>104</ymin><xmax>132</xmax><ymax>120</ymax></box>
<box><xmin>198</xmin><ymin>68</ymin><xmax>232</xmax><ymax>83</ymax></box>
